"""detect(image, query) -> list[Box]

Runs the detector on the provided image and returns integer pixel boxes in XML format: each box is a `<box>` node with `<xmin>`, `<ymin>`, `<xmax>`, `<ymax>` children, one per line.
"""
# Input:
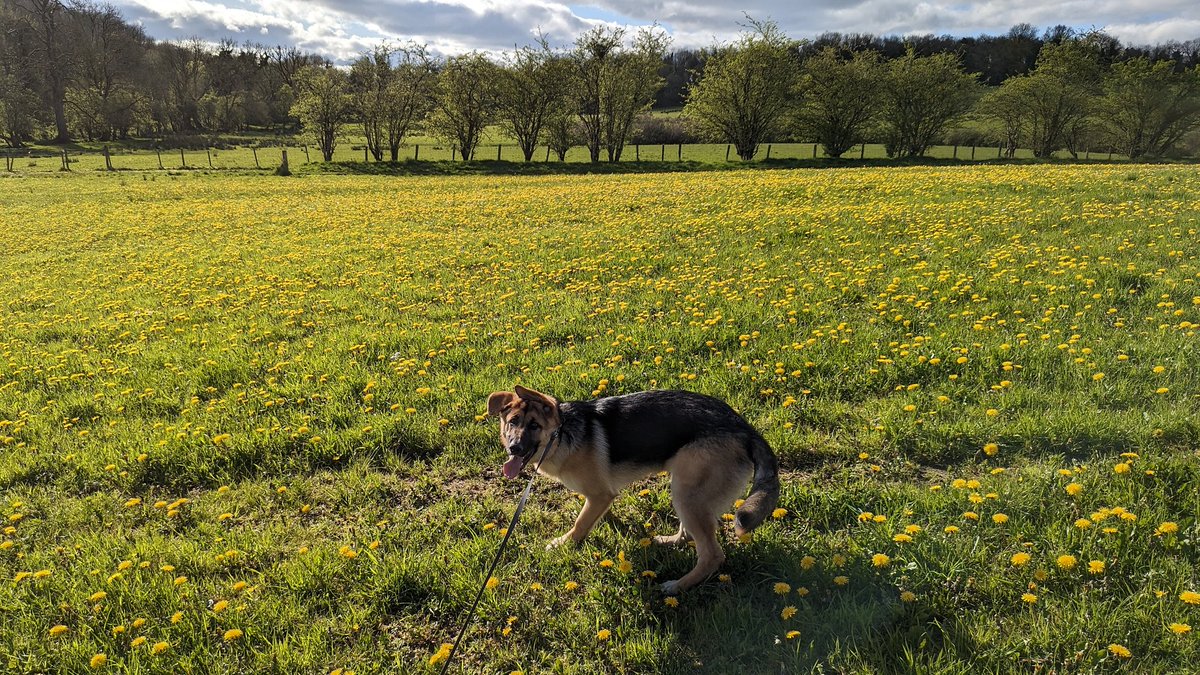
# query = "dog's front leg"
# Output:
<box><xmin>548</xmin><ymin>493</ymin><xmax>615</xmax><ymax>549</ymax></box>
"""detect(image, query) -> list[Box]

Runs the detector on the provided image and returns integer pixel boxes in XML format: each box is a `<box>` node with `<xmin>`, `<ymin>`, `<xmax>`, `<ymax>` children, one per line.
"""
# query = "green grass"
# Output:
<box><xmin>0</xmin><ymin>165</ymin><xmax>1197</xmax><ymax>673</ymax></box>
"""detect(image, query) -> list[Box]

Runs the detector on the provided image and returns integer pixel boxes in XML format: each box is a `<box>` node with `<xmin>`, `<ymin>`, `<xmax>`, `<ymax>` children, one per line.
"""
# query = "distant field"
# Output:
<box><xmin>5</xmin><ymin>138</ymin><xmax>1115</xmax><ymax>174</ymax></box>
<box><xmin>0</xmin><ymin>165</ymin><xmax>1197</xmax><ymax>673</ymax></box>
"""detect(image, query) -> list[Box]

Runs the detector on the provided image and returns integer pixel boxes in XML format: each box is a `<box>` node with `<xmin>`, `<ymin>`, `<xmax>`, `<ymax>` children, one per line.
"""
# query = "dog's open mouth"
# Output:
<box><xmin>501</xmin><ymin>454</ymin><xmax>528</xmax><ymax>479</ymax></box>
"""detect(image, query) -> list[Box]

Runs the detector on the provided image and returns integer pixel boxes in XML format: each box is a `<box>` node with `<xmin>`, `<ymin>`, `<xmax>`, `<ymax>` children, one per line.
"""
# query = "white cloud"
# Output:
<box><xmin>112</xmin><ymin>0</ymin><xmax>1200</xmax><ymax>62</ymax></box>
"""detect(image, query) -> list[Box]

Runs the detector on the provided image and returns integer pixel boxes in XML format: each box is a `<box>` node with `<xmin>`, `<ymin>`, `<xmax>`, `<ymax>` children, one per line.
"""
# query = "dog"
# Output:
<box><xmin>487</xmin><ymin>385</ymin><xmax>780</xmax><ymax>594</ymax></box>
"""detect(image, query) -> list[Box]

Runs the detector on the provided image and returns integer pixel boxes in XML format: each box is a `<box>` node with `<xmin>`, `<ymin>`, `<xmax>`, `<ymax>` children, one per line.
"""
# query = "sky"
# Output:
<box><xmin>112</xmin><ymin>0</ymin><xmax>1200</xmax><ymax>62</ymax></box>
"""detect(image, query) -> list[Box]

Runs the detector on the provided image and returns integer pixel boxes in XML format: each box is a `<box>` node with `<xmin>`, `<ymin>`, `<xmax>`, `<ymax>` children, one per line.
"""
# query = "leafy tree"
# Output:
<box><xmin>978</xmin><ymin>84</ymin><xmax>1025</xmax><ymax>158</ymax></box>
<box><xmin>794</xmin><ymin>47</ymin><xmax>881</xmax><ymax>158</ymax></box>
<box><xmin>15</xmin><ymin>0</ymin><xmax>72</xmax><ymax>141</ymax></box>
<box><xmin>1099</xmin><ymin>58</ymin><xmax>1200</xmax><ymax>159</ymax></box>
<box><xmin>496</xmin><ymin>39</ymin><xmax>567</xmax><ymax>161</ymax></box>
<box><xmin>570</xmin><ymin>26</ymin><xmax>669</xmax><ymax>162</ymax></box>
<box><xmin>1000</xmin><ymin>39</ymin><xmax>1101</xmax><ymax>158</ymax></box>
<box><xmin>427</xmin><ymin>52</ymin><xmax>497</xmax><ymax>161</ymax></box>
<box><xmin>879</xmin><ymin>50</ymin><xmax>979</xmax><ymax>157</ymax></box>
<box><xmin>291</xmin><ymin>65</ymin><xmax>352</xmax><ymax>161</ymax></box>
<box><xmin>683</xmin><ymin>19</ymin><xmax>797</xmax><ymax>161</ymax></box>
<box><xmin>542</xmin><ymin>109</ymin><xmax>578</xmax><ymax>161</ymax></box>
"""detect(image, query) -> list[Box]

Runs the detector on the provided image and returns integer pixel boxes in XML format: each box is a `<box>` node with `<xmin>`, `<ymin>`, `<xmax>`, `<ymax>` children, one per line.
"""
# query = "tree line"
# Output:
<box><xmin>2</xmin><ymin>0</ymin><xmax>1200</xmax><ymax>161</ymax></box>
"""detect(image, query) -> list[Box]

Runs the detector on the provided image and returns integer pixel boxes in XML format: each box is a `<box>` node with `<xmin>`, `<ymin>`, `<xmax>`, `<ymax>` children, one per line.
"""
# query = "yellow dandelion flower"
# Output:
<box><xmin>900</xmin><ymin>591</ymin><xmax>916</xmax><ymax>602</ymax></box>
<box><xmin>1088</xmin><ymin>560</ymin><xmax>1105</xmax><ymax>575</ymax></box>
<box><xmin>1056</xmin><ymin>555</ymin><xmax>1077</xmax><ymax>570</ymax></box>
<box><xmin>1108</xmin><ymin>644</ymin><xmax>1131</xmax><ymax>658</ymax></box>
<box><xmin>50</xmin><ymin>625</ymin><xmax>68</xmax><ymax>637</ymax></box>
<box><xmin>780</xmin><ymin>605</ymin><xmax>797</xmax><ymax>620</ymax></box>
<box><xmin>131</xmin><ymin>636</ymin><xmax>146</xmax><ymax>648</ymax></box>
<box><xmin>872</xmin><ymin>553</ymin><xmax>890</xmax><ymax>568</ymax></box>
<box><xmin>983</xmin><ymin>443</ymin><xmax>998</xmax><ymax>456</ymax></box>
<box><xmin>223</xmin><ymin>628</ymin><xmax>243</xmax><ymax>641</ymax></box>
<box><xmin>1022</xmin><ymin>593</ymin><xmax>1037</xmax><ymax>604</ymax></box>
<box><xmin>665</xmin><ymin>596</ymin><xmax>679</xmax><ymax>607</ymax></box>
<box><xmin>1065</xmin><ymin>483</ymin><xmax>1082</xmax><ymax>496</ymax></box>
<box><xmin>89</xmin><ymin>591</ymin><xmax>107</xmax><ymax>602</ymax></box>
<box><xmin>1011</xmin><ymin>552</ymin><xmax>1031</xmax><ymax>566</ymax></box>
<box><xmin>564</xmin><ymin>581</ymin><xmax>579</xmax><ymax>591</ymax></box>
<box><xmin>596</xmin><ymin>629</ymin><xmax>611</xmax><ymax>641</ymax></box>
<box><xmin>152</xmin><ymin>641</ymin><xmax>169</xmax><ymax>654</ymax></box>
<box><xmin>893</xmin><ymin>533</ymin><xmax>913</xmax><ymax>543</ymax></box>
<box><xmin>213</xmin><ymin>600</ymin><xmax>229</xmax><ymax>613</ymax></box>
<box><xmin>773</xmin><ymin>582</ymin><xmax>791</xmax><ymax>595</ymax></box>
<box><xmin>89</xmin><ymin>653</ymin><xmax>107</xmax><ymax>669</ymax></box>
<box><xmin>944</xmin><ymin>525</ymin><xmax>960</xmax><ymax>534</ymax></box>
<box><xmin>485</xmin><ymin>577</ymin><xmax>499</xmax><ymax>590</ymax></box>
<box><xmin>1180</xmin><ymin>591</ymin><xmax>1200</xmax><ymax>605</ymax></box>
<box><xmin>833</xmin><ymin>576</ymin><xmax>849</xmax><ymax>586</ymax></box>
<box><xmin>992</xmin><ymin>513</ymin><xmax>1009</xmax><ymax>524</ymax></box>
<box><xmin>786</xmin><ymin>630</ymin><xmax>801</xmax><ymax>639</ymax></box>
<box><xmin>1169</xmin><ymin>623</ymin><xmax>1191</xmax><ymax>635</ymax></box>
<box><xmin>800</xmin><ymin>555</ymin><xmax>816</xmax><ymax>570</ymax></box>
<box><xmin>428</xmin><ymin>643</ymin><xmax>452</xmax><ymax>666</ymax></box>
<box><xmin>718</xmin><ymin>574</ymin><xmax>731</xmax><ymax>583</ymax></box>
<box><xmin>772</xmin><ymin>508</ymin><xmax>787</xmax><ymax>519</ymax></box>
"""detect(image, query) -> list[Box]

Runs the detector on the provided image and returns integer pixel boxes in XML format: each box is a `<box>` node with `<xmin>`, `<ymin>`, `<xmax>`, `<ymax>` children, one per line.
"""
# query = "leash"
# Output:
<box><xmin>439</xmin><ymin>429</ymin><xmax>560</xmax><ymax>674</ymax></box>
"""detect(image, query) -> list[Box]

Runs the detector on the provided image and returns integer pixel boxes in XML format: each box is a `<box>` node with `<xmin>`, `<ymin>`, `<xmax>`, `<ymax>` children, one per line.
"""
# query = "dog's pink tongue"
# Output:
<box><xmin>501</xmin><ymin>456</ymin><xmax>524</xmax><ymax>479</ymax></box>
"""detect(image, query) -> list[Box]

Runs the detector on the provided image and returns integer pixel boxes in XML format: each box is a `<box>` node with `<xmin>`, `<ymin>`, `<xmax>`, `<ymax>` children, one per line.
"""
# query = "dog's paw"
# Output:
<box><xmin>546</xmin><ymin>534</ymin><xmax>571</xmax><ymax>550</ymax></box>
<box><xmin>659</xmin><ymin>579</ymin><xmax>682</xmax><ymax>595</ymax></box>
<box><xmin>652</xmin><ymin>534</ymin><xmax>686</xmax><ymax>547</ymax></box>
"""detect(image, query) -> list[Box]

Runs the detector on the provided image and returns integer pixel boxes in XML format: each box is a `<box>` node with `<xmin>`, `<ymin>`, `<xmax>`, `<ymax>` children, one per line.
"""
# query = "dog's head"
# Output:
<box><xmin>486</xmin><ymin>385</ymin><xmax>561</xmax><ymax>479</ymax></box>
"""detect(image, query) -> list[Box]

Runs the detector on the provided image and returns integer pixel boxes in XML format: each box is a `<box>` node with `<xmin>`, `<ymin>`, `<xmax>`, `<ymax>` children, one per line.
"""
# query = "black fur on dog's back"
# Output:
<box><xmin>557</xmin><ymin>390</ymin><xmax>780</xmax><ymax>531</ymax></box>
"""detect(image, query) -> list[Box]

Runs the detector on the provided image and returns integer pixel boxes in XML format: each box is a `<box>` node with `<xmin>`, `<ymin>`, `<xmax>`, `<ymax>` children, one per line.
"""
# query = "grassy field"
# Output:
<box><xmin>0</xmin><ymin>164</ymin><xmax>1198</xmax><ymax>673</ymax></box>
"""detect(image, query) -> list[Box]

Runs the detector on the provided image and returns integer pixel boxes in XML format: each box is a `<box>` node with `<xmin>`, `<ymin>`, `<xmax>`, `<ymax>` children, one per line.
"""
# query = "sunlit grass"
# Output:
<box><xmin>0</xmin><ymin>164</ymin><xmax>1197</xmax><ymax>672</ymax></box>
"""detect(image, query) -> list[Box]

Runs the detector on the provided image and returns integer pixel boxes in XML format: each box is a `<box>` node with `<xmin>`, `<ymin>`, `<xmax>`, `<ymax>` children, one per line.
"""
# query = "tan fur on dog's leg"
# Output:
<box><xmin>548</xmin><ymin>493</ymin><xmax>614</xmax><ymax>548</ymax></box>
<box><xmin>652</xmin><ymin>523</ymin><xmax>691</xmax><ymax>546</ymax></box>
<box><xmin>659</xmin><ymin>501</ymin><xmax>724</xmax><ymax>594</ymax></box>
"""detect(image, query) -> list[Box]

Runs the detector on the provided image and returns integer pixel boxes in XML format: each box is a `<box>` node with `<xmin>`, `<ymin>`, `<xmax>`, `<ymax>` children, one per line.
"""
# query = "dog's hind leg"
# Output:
<box><xmin>659</xmin><ymin>498</ymin><xmax>724</xmax><ymax>595</ymax></box>
<box><xmin>548</xmin><ymin>492</ymin><xmax>615</xmax><ymax>548</ymax></box>
<box><xmin>652</xmin><ymin>524</ymin><xmax>691</xmax><ymax>547</ymax></box>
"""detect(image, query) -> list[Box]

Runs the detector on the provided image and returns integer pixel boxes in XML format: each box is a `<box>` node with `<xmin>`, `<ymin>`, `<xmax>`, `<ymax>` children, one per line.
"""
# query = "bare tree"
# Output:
<box><xmin>66</xmin><ymin>1</ymin><xmax>147</xmax><ymax>140</ymax></box>
<box><xmin>16</xmin><ymin>0</ymin><xmax>72</xmax><ymax>141</ymax></box>
<box><xmin>570</xmin><ymin>26</ymin><xmax>670</xmax><ymax>163</ymax></box>
<box><xmin>427</xmin><ymin>52</ymin><xmax>497</xmax><ymax>161</ymax></box>
<box><xmin>683</xmin><ymin>20</ymin><xmax>798</xmax><ymax>161</ymax></box>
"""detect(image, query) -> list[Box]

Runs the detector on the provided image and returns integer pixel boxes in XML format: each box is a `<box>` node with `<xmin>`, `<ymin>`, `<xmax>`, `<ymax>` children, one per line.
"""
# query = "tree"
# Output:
<box><xmin>570</xmin><ymin>26</ymin><xmax>669</xmax><ymax>162</ymax></box>
<box><xmin>683</xmin><ymin>20</ymin><xmax>797</xmax><ymax>161</ymax></box>
<box><xmin>978</xmin><ymin>83</ymin><xmax>1025</xmax><ymax>158</ymax></box>
<box><xmin>1099</xmin><ymin>58</ymin><xmax>1200</xmax><ymax>159</ymax></box>
<box><xmin>291</xmin><ymin>65</ymin><xmax>352</xmax><ymax>161</ymax></box>
<box><xmin>66</xmin><ymin>1</ymin><xmax>148</xmax><ymax>141</ymax></box>
<box><xmin>16</xmin><ymin>0</ymin><xmax>72</xmax><ymax>142</ymax></box>
<box><xmin>794</xmin><ymin>47</ymin><xmax>880</xmax><ymax>158</ymax></box>
<box><xmin>542</xmin><ymin>109</ymin><xmax>577</xmax><ymax>161</ymax></box>
<box><xmin>879</xmin><ymin>50</ymin><xmax>978</xmax><ymax>157</ymax></box>
<box><xmin>350</xmin><ymin>43</ymin><xmax>436</xmax><ymax>161</ymax></box>
<box><xmin>496</xmin><ymin>38</ymin><xmax>566</xmax><ymax>161</ymax></box>
<box><xmin>1001</xmin><ymin>39</ymin><xmax>1101</xmax><ymax>158</ymax></box>
<box><xmin>427</xmin><ymin>52</ymin><xmax>497</xmax><ymax>161</ymax></box>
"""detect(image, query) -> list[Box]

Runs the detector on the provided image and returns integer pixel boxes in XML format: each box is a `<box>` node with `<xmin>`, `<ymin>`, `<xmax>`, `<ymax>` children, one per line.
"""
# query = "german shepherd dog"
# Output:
<box><xmin>487</xmin><ymin>385</ymin><xmax>780</xmax><ymax>594</ymax></box>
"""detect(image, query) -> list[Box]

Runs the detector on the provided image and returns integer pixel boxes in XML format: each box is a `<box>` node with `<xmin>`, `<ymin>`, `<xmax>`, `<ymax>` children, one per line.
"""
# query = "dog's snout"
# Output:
<box><xmin>506</xmin><ymin>443</ymin><xmax>522</xmax><ymax>456</ymax></box>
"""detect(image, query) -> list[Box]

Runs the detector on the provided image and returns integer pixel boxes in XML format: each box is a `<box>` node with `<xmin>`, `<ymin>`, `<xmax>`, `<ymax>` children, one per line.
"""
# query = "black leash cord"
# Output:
<box><xmin>439</xmin><ymin>430</ymin><xmax>559</xmax><ymax>674</ymax></box>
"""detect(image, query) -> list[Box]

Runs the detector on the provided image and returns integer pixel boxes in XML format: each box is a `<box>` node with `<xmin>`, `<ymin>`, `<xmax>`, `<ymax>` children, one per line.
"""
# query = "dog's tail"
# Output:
<box><xmin>734</xmin><ymin>434</ymin><xmax>780</xmax><ymax>538</ymax></box>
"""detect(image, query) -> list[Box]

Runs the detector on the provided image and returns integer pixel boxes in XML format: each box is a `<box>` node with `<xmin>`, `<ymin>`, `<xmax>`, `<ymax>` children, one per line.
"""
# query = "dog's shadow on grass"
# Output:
<box><xmin>598</xmin><ymin>527</ymin><xmax>982</xmax><ymax>674</ymax></box>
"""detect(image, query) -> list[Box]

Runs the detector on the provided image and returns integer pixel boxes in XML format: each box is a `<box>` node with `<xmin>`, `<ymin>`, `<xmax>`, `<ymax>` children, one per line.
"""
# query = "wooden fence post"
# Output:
<box><xmin>363</xmin><ymin>146</ymin><xmax>368</xmax><ymax>162</ymax></box>
<box><xmin>971</xmin><ymin>146</ymin><xmax>976</xmax><ymax>160</ymax></box>
<box><xmin>765</xmin><ymin>144</ymin><xmax>771</xmax><ymax>160</ymax></box>
<box><xmin>415</xmin><ymin>144</ymin><xmax>420</xmax><ymax>160</ymax></box>
<box><xmin>497</xmin><ymin>145</ymin><xmax>502</xmax><ymax>161</ymax></box>
<box><xmin>636</xmin><ymin>144</ymin><xmax>640</xmax><ymax>161</ymax></box>
<box><xmin>156</xmin><ymin>148</ymin><xmax>163</xmax><ymax>170</ymax></box>
<box><xmin>180</xmin><ymin>148</ymin><xmax>186</xmax><ymax>168</ymax></box>
<box><xmin>953</xmin><ymin>144</ymin><xmax>958</xmax><ymax>159</ymax></box>
<box><xmin>660</xmin><ymin>144</ymin><xmax>665</xmax><ymax>161</ymax></box>
<box><xmin>276</xmin><ymin>149</ymin><xmax>290</xmax><ymax>176</ymax></box>
<box><xmin>103</xmin><ymin>145</ymin><xmax>113</xmax><ymax>171</ymax></box>
<box><xmin>252</xmin><ymin>147</ymin><xmax>260</xmax><ymax>168</ymax></box>
<box><xmin>62</xmin><ymin>149</ymin><xmax>70</xmax><ymax>171</ymax></box>
<box><xmin>812</xmin><ymin>143</ymin><xmax>818</xmax><ymax>159</ymax></box>
<box><xmin>677</xmin><ymin>143</ymin><xmax>682</xmax><ymax>161</ymax></box>
<box><xmin>998</xmin><ymin>143</ymin><xmax>1002</xmax><ymax>158</ymax></box>
<box><xmin>545</xmin><ymin>146</ymin><xmax>550</xmax><ymax>162</ymax></box>
<box><xmin>452</xmin><ymin>146</ymin><xmax>456</xmax><ymax>161</ymax></box>
<box><xmin>207</xmin><ymin>148</ymin><xmax>213</xmax><ymax>168</ymax></box>
<box><xmin>860</xmin><ymin>143</ymin><xmax>865</xmax><ymax>159</ymax></box>
<box><xmin>303</xmin><ymin>145</ymin><xmax>310</xmax><ymax>162</ymax></box>
<box><xmin>1108</xmin><ymin>149</ymin><xmax>1113</xmax><ymax>160</ymax></box>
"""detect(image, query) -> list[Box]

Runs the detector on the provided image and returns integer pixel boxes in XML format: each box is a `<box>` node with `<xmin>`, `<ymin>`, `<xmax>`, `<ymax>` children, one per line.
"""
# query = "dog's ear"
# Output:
<box><xmin>487</xmin><ymin>391</ymin><xmax>517</xmax><ymax>417</ymax></box>
<box><xmin>514</xmin><ymin>385</ymin><xmax>558</xmax><ymax>412</ymax></box>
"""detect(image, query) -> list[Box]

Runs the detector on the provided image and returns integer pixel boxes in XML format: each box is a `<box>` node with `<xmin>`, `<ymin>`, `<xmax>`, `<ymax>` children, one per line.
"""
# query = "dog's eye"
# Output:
<box><xmin>508</xmin><ymin>417</ymin><xmax>519</xmax><ymax>425</ymax></box>
<box><xmin>528</xmin><ymin>421</ymin><xmax>540</xmax><ymax>431</ymax></box>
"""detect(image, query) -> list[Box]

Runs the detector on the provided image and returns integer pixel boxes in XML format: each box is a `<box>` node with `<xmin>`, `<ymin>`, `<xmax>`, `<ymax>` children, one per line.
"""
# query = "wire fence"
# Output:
<box><xmin>0</xmin><ymin>141</ymin><xmax>1134</xmax><ymax>174</ymax></box>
